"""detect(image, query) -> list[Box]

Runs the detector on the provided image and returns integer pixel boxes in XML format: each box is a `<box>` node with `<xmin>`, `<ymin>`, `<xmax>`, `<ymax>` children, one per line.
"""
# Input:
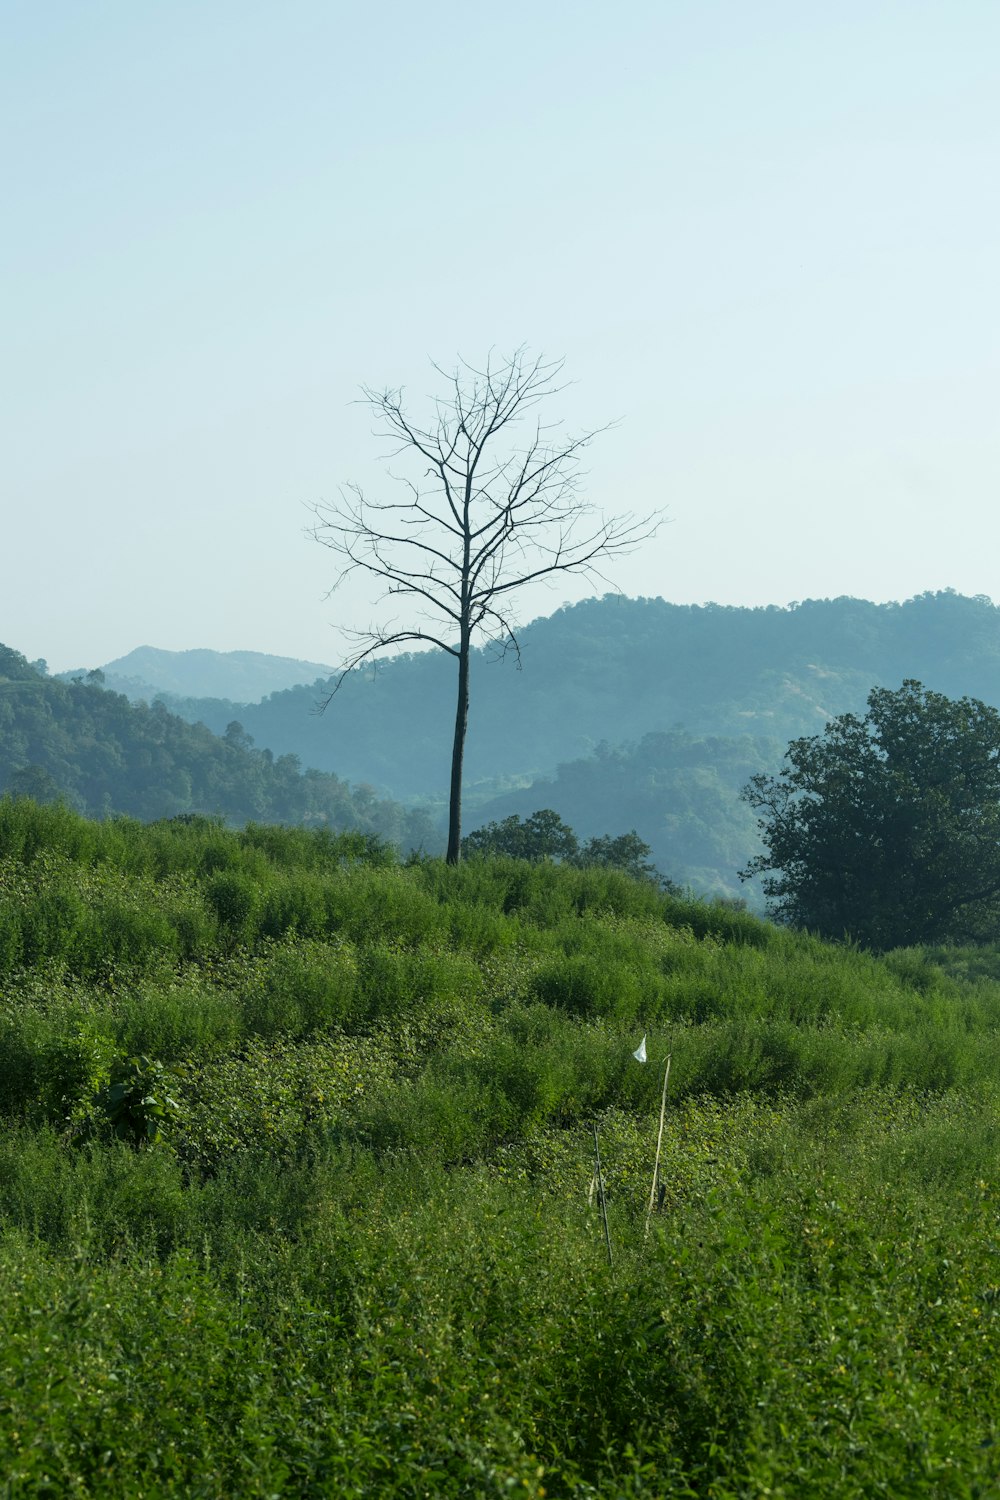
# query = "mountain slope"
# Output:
<box><xmin>60</xmin><ymin>646</ymin><xmax>334</xmax><ymax>704</ymax></box>
<box><xmin>0</xmin><ymin>645</ymin><xmax>436</xmax><ymax>849</ymax></box>
<box><xmin>474</xmin><ymin>730</ymin><xmax>775</xmax><ymax>900</ymax></box>
<box><xmin>50</xmin><ymin>591</ymin><xmax>1000</xmax><ymax>894</ymax></box>
<box><xmin>142</xmin><ymin>591</ymin><xmax>1000</xmax><ymax>802</ymax></box>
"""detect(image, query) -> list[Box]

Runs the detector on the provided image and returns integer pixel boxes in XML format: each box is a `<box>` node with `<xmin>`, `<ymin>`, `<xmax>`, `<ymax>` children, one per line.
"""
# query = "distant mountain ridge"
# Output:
<box><xmin>59</xmin><ymin>646</ymin><xmax>334</xmax><ymax>705</ymax></box>
<box><xmin>120</xmin><ymin>591</ymin><xmax>1000</xmax><ymax>799</ymax></box>
<box><xmin>43</xmin><ymin>590</ymin><xmax>1000</xmax><ymax>896</ymax></box>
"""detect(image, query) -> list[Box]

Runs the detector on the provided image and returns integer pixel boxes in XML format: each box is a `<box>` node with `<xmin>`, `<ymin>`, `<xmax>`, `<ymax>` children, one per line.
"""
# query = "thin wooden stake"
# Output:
<box><xmin>645</xmin><ymin>1054</ymin><xmax>672</xmax><ymax>1240</ymax></box>
<box><xmin>592</xmin><ymin>1122</ymin><xmax>613</xmax><ymax>1267</ymax></box>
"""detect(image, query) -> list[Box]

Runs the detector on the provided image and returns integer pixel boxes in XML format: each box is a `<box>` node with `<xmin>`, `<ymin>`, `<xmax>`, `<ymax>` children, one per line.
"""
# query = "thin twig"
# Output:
<box><xmin>645</xmin><ymin>1054</ymin><xmax>672</xmax><ymax>1240</ymax></box>
<box><xmin>593</xmin><ymin>1122</ymin><xmax>613</xmax><ymax>1268</ymax></box>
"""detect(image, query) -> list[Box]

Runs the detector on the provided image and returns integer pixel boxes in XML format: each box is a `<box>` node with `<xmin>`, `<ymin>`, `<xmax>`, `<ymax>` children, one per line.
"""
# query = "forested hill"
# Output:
<box><xmin>146</xmin><ymin>591</ymin><xmax>1000</xmax><ymax>799</ymax></box>
<box><xmin>0</xmin><ymin>646</ymin><xmax>436</xmax><ymax>849</ymax></box>
<box><xmin>475</xmin><ymin>731</ymin><xmax>776</xmax><ymax>900</ymax></box>
<box><xmin>58</xmin><ymin>646</ymin><xmax>333</xmax><ymax>704</ymax></box>
<box><xmin>37</xmin><ymin>592</ymin><xmax>1000</xmax><ymax>897</ymax></box>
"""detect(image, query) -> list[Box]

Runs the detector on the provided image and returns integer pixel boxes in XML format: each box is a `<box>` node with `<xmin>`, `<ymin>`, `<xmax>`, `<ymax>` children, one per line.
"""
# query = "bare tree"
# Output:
<box><xmin>311</xmin><ymin>348</ymin><xmax>662</xmax><ymax>863</ymax></box>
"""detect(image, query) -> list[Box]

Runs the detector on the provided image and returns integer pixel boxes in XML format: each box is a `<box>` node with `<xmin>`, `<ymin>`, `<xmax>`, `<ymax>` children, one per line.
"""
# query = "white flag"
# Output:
<box><xmin>633</xmin><ymin>1034</ymin><xmax>647</xmax><ymax>1064</ymax></box>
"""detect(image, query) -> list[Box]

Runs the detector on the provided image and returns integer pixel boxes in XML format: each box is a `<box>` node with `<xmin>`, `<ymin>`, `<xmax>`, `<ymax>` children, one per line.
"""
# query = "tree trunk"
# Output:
<box><xmin>446</xmin><ymin>634</ymin><xmax>471</xmax><ymax>864</ymax></box>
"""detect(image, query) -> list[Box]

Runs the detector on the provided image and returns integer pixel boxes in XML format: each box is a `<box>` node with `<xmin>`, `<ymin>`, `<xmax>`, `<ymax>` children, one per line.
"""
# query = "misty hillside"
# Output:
<box><xmin>135</xmin><ymin>591</ymin><xmax>1000</xmax><ymax>798</ymax></box>
<box><xmin>48</xmin><ymin>590</ymin><xmax>1000</xmax><ymax>897</ymax></box>
<box><xmin>0</xmin><ymin>645</ymin><xmax>435</xmax><ymax>850</ymax></box>
<box><xmin>475</xmin><ymin>731</ymin><xmax>775</xmax><ymax>901</ymax></box>
<box><xmin>59</xmin><ymin>646</ymin><xmax>334</xmax><ymax>704</ymax></box>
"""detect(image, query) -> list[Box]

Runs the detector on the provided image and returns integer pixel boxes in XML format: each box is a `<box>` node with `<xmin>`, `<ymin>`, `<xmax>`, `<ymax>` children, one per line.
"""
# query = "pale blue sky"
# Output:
<box><xmin>4</xmin><ymin>1</ymin><xmax>999</xmax><ymax>670</ymax></box>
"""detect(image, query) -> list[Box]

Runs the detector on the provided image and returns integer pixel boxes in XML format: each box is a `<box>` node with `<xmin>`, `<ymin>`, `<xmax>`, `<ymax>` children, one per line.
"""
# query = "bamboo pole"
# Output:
<box><xmin>644</xmin><ymin>1053</ymin><xmax>672</xmax><ymax>1240</ymax></box>
<box><xmin>592</xmin><ymin>1122</ymin><xmax>613</xmax><ymax>1267</ymax></box>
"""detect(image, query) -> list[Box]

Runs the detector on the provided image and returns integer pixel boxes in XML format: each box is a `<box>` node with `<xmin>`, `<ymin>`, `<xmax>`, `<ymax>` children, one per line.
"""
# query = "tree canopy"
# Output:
<box><xmin>462</xmin><ymin>808</ymin><xmax>669</xmax><ymax>885</ymax></box>
<box><xmin>742</xmin><ymin>680</ymin><xmax>1000</xmax><ymax>948</ymax></box>
<box><xmin>463</xmin><ymin>809</ymin><xmax>580</xmax><ymax>863</ymax></box>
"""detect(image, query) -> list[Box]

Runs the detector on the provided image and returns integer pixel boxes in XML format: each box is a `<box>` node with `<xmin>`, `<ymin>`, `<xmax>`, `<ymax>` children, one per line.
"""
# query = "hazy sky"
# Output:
<box><xmin>5</xmin><ymin>1</ymin><xmax>999</xmax><ymax>671</ymax></box>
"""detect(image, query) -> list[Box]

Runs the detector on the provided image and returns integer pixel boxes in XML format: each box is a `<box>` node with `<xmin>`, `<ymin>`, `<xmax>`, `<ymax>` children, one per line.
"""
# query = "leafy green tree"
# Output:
<box><xmin>742</xmin><ymin>680</ymin><xmax>1000</xmax><ymax>948</ymax></box>
<box><xmin>462</xmin><ymin>809</ymin><xmax>579</xmax><ymax>862</ymax></box>
<box><xmin>462</xmin><ymin>809</ymin><xmax>670</xmax><ymax>885</ymax></box>
<box><xmin>224</xmin><ymin>720</ymin><xmax>255</xmax><ymax>752</ymax></box>
<box><xmin>575</xmin><ymin>830</ymin><xmax>667</xmax><ymax>885</ymax></box>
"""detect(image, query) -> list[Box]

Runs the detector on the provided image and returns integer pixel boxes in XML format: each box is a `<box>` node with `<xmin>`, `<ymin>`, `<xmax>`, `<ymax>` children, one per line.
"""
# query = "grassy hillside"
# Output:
<box><xmin>2</xmin><ymin>798</ymin><xmax>1000</xmax><ymax>1494</ymax></box>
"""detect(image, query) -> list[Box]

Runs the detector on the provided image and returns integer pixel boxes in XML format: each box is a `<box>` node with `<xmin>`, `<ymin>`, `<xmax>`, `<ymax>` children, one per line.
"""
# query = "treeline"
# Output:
<box><xmin>461</xmin><ymin>807</ymin><xmax>671</xmax><ymax>886</ymax></box>
<box><xmin>0</xmin><ymin>645</ymin><xmax>437</xmax><ymax>850</ymax></box>
<box><xmin>24</xmin><ymin>591</ymin><xmax>1000</xmax><ymax>896</ymax></box>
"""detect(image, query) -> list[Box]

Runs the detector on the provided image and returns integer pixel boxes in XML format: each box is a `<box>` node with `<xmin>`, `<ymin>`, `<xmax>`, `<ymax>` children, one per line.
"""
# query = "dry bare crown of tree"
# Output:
<box><xmin>311</xmin><ymin>348</ymin><xmax>662</xmax><ymax>863</ymax></box>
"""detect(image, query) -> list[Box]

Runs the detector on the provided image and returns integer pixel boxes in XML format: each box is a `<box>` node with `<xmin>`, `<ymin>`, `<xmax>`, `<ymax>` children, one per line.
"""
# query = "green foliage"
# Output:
<box><xmin>463</xmin><ymin>808</ymin><xmax>580</xmax><ymax>861</ymax></box>
<box><xmin>39</xmin><ymin>1017</ymin><xmax>117</xmax><ymax>1128</ymax></box>
<box><xmin>23</xmin><ymin>591</ymin><xmax>1000</xmax><ymax>898</ymax></box>
<box><xmin>0</xmin><ymin>647</ymin><xmax>439</xmax><ymax>848</ymax></box>
<box><xmin>744</xmin><ymin>679</ymin><xmax>1000</xmax><ymax>948</ymax></box>
<box><xmin>7</xmin><ymin>802</ymin><xmax>1000</xmax><ymax>1492</ymax></box>
<box><xmin>100</xmin><ymin>1055</ymin><xmax>184</xmax><ymax>1146</ymax></box>
<box><xmin>575</xmin><ymin>828</ymin><xmax>668</xmax><ymax>884</ymax></box>
<box><xmin>173</xmin><ymin>590</ymin><xmax>1000</xmax><ymax>795</ymax></box>
<box><xmin>205</xmin><ymin>868</ymin><xmax>261</xmax><ymax>943</ymax></box>
<box><xmin>147</xmin><ymin>590</ymin><xmax>1000</xmax><ymax>896</ymax></box>
<box><xmin>463</xmin><ymin>808</ymin><xmax>670</xmax><ymax>888</ymax></box>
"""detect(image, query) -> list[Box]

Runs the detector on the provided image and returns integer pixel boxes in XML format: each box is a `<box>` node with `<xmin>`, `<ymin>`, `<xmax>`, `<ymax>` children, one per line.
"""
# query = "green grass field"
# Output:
<box><xmin>1</xmin><ymin>798</ymin><xmax>999</xmax><ymax>1496</ymax></box>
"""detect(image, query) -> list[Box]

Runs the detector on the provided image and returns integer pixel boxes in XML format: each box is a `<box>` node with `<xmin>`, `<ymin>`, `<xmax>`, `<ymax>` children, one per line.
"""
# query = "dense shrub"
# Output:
<box><xmin>5</xmin><ymin>802</ymin><xmax>1000</xmax><ymax>1493</ymax></box>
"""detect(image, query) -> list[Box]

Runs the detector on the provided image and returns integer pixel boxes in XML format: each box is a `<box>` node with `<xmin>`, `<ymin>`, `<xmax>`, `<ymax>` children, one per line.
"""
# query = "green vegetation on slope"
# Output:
<box><xmin>146</xmin><ymin>590</ymin><xmax>1000</xmax><ymax>794</ymax></box>
<box><xmin>0</xmin><ymin>645</ymin><xmax>436</xmax><ymax>850</ymax></box>
<box><xmin>475</xmin><ymin>729</ymin><xmax>770</xmax><ymax>899</ymax></box>
<box><xmin>105</xmin><ymin>589</ymin><xmax>1000</xmax><ymax>893</ymax></box>
<box><xmin>2</xmin><ymin>798</ymin><xmax>1000</xmax><ymax>1494</ymax></box>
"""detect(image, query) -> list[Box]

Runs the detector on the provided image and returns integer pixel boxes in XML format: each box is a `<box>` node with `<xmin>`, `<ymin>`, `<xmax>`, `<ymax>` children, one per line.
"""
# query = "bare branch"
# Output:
<box><xmin>310</xmin><ymin>348</ymin><xmax>666</xmax><ymax>862</ymax></box>
<box><xmin>315</xmin><ymin>625</ymin><xmax>461</xmax><ymax>711</ymax></box>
